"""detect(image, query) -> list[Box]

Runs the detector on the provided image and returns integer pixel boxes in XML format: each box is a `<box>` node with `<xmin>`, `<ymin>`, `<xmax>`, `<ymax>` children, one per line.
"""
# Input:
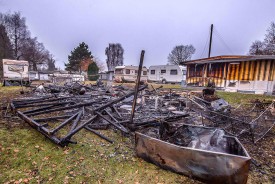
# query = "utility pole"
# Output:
<box><xmin>208</xmin><ymin>24</ymin><xmax>213</xmax><ymax>58</ymax></box>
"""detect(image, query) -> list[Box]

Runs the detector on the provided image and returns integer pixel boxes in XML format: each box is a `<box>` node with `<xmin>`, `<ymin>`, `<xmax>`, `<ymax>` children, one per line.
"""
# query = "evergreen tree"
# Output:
<box><xmin>87</xmin><ymin>62</ymin><xmax>99</xmax><ymax>81</ymax></box>
<box><xmin>65</xmin><ymin>42</ymin><xmax>93</xmax><ymax>72</ymax></box>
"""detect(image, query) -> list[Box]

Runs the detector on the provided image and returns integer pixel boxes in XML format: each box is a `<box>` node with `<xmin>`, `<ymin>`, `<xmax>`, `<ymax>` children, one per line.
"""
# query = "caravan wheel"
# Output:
<box><xmin>162</xmin><ymin>79</ymin><xmax>167</xmax><ymax>84</ymax></box>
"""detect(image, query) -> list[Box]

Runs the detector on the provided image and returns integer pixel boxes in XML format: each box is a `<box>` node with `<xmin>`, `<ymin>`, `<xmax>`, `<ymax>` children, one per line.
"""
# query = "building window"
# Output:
<box><xmin>135</xmin><ymin>70</ymin><xmax>138</xmax><ymax>74</ymax></box>
<box><xmin>143</xmin><ymin>71</ymin><xmax>147</xmax><ymax>75</ymax></box>
<box><xmin>151</xmin><ymin>70</ymin><xmax>155</xmax><ymax>75</ymax></box>
<box><xmin>126</xmin><ymin>69</ymin><xmax>130</xmax><ymax>74</ymax></box>
<box><xmin>161</xmin><ymin>70</ymin><xmax>166</xmax><ymax>74</ymax></box>
<box><xmin>170</xmin><ymin>69</ymin><xmax>178</xmax><ymax>75</ymax></box>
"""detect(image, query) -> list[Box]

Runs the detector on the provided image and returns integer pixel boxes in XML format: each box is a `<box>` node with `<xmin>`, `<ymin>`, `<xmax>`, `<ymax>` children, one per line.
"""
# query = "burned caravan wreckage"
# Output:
<box><xmin>3</xmin><ymin>55</ymin><xmax>274</xmax><ymax>184</ymax></box>
<box><xmin>5</xmin><ymin>84</ymin><xmax>275</xmax><ymax>183</ymax></box>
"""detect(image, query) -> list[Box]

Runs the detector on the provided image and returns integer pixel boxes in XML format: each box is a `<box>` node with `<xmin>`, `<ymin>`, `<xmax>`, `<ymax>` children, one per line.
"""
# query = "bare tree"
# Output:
<box><xmin>93</xmin><ymin>56</ymin><xmax>105</xmax><ymax>72</ymax></box>
<box><xmin>105</xmin><ymin>43</ymin><xmax>124</xmax><ymax>71</ymax></box>
<box><xmin>22</xmin><ymin>37</ymin><xmax>49</xmax><ymax>71</ymax></box>
<box><xmin>0</xmin><ymin>24</ymin><xmax>13</xmax><ymax>79</ymax></box>
<box><xmin>263</xmin><ymin>22</ymin><xmax>275</xmax><ymax>55</ymax></box>
<box><xmin>47</xmin><ymin>54</ymin><xmax>56</xmax><ymax>71</ymax></box>
<box><xmin>249</xmin><ymin>40</ymin><xmax>265</xmax><ymax>55</ymax></box>
<box><xmin>0</xmin><ymin>12</ymin><xmax>30</xmax><ymax>60</ymax></box>
<box><xmin>249</xmin><ymin>21</ymin><xmax>275</xmax><ymax>55</ymax></box>
<box><xmin>0</xmin><ymin>24</ymin><xmax>12</xmax><ymax>59</ymax></box>
<box><xmin>168</xmin><ymin>45</ymin><xmax>195</xmax><ymax>65</ymax></box>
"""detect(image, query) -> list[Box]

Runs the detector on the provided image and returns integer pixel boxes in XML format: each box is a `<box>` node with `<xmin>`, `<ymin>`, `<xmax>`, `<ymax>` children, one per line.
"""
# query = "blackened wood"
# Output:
<box><xmin>49</xmin><ymin>112</ymin><xmax>79</xmax><ymax>135</ymax></box>
<box><xmin>95</xmin><ymin>111</ymin><xmax>129</xmax><ymax>133</ymax></box>
<box><xmin>130</xmin><ymin>50</ymin><xmax>145</xmax><ymax>124</ymax></box>
<box><xmin>84</xmin><ymin>126</ymin><xmax>114</xmax><ymax>143</ymax></box>
<box><xmin>17</xmin><ymin>111</ymin><xmax>61</xmax><ymax>145</ymax></box>
<box><xmin>34</xmin><ymin>115</ymin><xmax>72</xmax><ymax>122</ymax></box>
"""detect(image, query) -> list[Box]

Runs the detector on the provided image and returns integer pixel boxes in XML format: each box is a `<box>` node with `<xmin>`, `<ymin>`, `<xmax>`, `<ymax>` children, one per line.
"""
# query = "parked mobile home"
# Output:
<box><xmin>148</xmin><ymin>65</ymin><xmax>186</xmax><ymax>84</ymax></box>
<box><xmin>2</xmin><ymin>59</ymin><xmax>30</xmax><ymax>86</ymax></box>
<box><xmin>114</xmin><ymin>66</ymin><xmax>148</xmax><ymax>82</ymax></box>
<box><xmin>29</xmin><ymin>71</ymin><xmax>39</xmax><ymax>81</ymax></box>
<box><xmin>182</xmin><ymin>55</ymin><xmax>275</xmax><ymax>94</ymax></box>
<box><xmin>98</xmin><ymin>71</ymin><xmax>114</xmax><ymax>81</ymax></box>
<box><xmin>49</xmin><ymin>71</ymin><xmax>85</xmax><ymax>83</ymax></box>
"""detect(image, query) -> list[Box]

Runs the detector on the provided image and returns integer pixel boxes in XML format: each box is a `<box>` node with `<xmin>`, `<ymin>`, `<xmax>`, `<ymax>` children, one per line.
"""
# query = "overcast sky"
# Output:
<box><xmin>0</xmin><ymin>0</ymin><xmax>274</xmax><ymax>69</ymax></box>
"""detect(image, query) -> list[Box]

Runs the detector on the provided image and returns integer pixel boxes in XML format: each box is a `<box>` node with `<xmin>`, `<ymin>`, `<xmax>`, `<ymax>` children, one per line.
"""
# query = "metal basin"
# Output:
<box><xmin>135</xmin><ymin>126</ymin><xmax>251</xmax><ymax>184</ymax></box>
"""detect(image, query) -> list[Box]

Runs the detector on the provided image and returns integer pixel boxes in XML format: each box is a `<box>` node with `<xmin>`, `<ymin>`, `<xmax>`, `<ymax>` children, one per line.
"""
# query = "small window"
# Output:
<box><xmin>182</xmin><ymin>70</ymin><xmax>187</xmax><ymax>75</ymax></box>
<box><xmin>135</xmin><ymin>70</ymin><xmax>138</xmax><ymax>74</ymax></box>
<box><xmin>143</xmin><ymin>71</ymin><xmax>147</xmax><ymax>75</ymax></box>
<box><xmin>126</xmin><ymin>69</ymin><xmax>130</xmax><ymax>74</ymax></box>
<box><xmin>170</xmin><ymin>69</ymin><xmax>178</xmax><ymax>75</ymax></box>
<box><xmin>161</xmin><ymin>70</ymin><xmax>166</xmax><ymax>74</ymax></box>
<box><xmin>150</xmin><ymin>70</ymin><xmax>155</xmax><ymax>75</ymax></box>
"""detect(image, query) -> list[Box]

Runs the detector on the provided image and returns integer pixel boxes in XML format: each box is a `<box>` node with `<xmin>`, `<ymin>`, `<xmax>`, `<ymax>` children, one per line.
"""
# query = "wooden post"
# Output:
<box><xmin>130</xmin><ymin>50</ymin><xmax>145</xmax><ymax>124</ymax></box>
<box><xmin>208</xmin><ymin>24</ymin><xmax>213</xmax><ymax>58</ymax></box>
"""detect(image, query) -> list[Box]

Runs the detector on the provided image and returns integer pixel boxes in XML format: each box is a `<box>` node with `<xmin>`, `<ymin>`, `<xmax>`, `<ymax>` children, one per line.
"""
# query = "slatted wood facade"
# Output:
<box><xmin>183</xmin><ymin>56</ymin><xmax>275</xmax><ymax>94</ymax></box>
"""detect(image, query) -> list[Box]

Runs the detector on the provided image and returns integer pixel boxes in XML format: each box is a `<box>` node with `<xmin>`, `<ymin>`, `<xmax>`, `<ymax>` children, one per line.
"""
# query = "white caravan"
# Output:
<box><xmin>2</xmin><ymin>59</ymin><xmax>30</xmax><ymax>86</ymax></box>
<box><xmin>114</xmin><ymin>65</ymin><xmax>148</xmax><ymax>82</ymax></box>
<box><xmin>148</xmin><ymin>65</ymin><xmax>186</xmax><ymax>84</ymax></box>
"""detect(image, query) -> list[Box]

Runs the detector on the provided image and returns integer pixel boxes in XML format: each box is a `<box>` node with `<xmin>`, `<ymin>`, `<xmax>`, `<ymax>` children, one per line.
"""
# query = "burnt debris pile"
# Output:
<box><xmin>4</xmin><ymin>82</ymin><xmax>274</xmax><ymax>184</ymax></box>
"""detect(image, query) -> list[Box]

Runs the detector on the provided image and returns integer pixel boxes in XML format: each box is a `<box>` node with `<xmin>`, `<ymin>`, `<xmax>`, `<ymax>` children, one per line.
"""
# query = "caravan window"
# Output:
<box><xmin>170</xmin><ymin>69</ymin><xmax>178</xmax><ymax>75</ymax></box>
<box><xmin>126</xmin><ymin>69</ymin><xmax>130</xmax><ymax>74</ymax></box>
<box><xmin>115</xmin><ymin>69</ymin><xmax>123</xmax><ymax>74</ymax></box>
<box><xmin>8</xmin><ymin>65</ymin><xmax>24</xmax><ymax>72</ymax></box>
<box><xmin>135</xmin><ymin>70</ymin><xmax>138</xmax><ymax>74</ymax></box>
<box><xmin>182</xmin><ymin>70</ymin><xmax>187</xmax><ymax>75</ymax></box>
<box><xmin>150</xmin><ymin>70</ymin><xmax>155</xmax><ymax>75</ymax></box>
<box><xmin>161</xmin><ymin>70</ymin><xmax>166</xmax><ymax>74</ymax></box>
<box><xmin>143</xmin><ymin>71</ymin><xmax>147</xmax><ymax>75</ymax></box>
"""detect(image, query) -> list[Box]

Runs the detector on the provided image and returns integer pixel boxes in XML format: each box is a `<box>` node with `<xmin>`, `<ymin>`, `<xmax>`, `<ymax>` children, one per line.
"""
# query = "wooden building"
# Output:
<box><xmin>181</xmin><ymin>55</ymin><xmax>275</xmax><ymax>94</ymax></box>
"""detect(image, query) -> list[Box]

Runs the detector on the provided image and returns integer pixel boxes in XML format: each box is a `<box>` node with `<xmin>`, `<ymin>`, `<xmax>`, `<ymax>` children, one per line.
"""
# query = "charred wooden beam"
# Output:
<box><xmin>69</xmin><ymin>111</ymin><xmax>83</xmax><ymax>132</ymax></box>
<box><xmin>49</xmin><ymin>112</ymin><xmax>80</xmax><ymax>135</ymax></box>
<box><xmin>60</xmin><ymin>115</ymin><xmax>98</xmax><ymax>145</ymax></box>
<box><xmin>17</xmin><ymin>111</ymin><xmax>61</xmax><ymax>145</ymax></box>
<box><xmin>34</xmin><ymin>115</ymin><xmax>72</xmax><ymax>122</ymax></box>
<box><xmin>95</xmin><ymin>111</ymin><xmax>129</xmax><ymax>134</ymax></box>
<box><xmin>130</xmin><ymin>50</ymin><xmax>145</xmax><ymax>124</ymax></box>
<box><xmin>84</xmin><ymin>126</ymin><xmax>114</xmax><ymax>143</ymax></box>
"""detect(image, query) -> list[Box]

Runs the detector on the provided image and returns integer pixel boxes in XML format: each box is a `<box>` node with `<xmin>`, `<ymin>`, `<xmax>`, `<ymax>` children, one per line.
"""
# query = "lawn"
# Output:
<box><xmin>0</xmin><ymin>85</ymin><xmax>274</xmax><ymax>184</ymax></box>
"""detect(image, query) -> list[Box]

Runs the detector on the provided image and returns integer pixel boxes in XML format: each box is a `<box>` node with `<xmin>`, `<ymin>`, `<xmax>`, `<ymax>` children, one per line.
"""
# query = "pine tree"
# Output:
<box><xmin>65</xmin><ymin>42</ymin><xmax>93</xmax><ymax>72</ymax></box>
<box><xmin>87</xmin><ymin>62</ymin><xmax>99</xmax><ymax>81</ymax></box>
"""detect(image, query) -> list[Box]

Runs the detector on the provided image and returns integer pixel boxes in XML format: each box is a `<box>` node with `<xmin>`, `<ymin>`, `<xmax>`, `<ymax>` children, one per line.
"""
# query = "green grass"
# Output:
<box><xmin>0</xmin><ymin>128</ymin><xmax>195</xmax><ymax>184</ymax></box>
<box><xmin>216</xmin><ymin>91</ymin><xmax>275</xmax><ymax>104</ymax></box>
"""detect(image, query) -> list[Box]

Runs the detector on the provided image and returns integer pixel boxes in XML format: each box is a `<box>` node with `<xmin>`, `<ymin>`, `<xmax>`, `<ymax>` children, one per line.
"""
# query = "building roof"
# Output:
<box><xmin>181</xmin><ymin>55</ymin><xmax>275</xmax><ymax>65</ymax></box>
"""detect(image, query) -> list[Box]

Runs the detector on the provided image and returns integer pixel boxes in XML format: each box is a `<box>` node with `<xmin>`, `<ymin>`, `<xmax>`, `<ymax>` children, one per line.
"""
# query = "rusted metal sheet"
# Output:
<box><xmin>135</xmin><ymin>130</ymin><xmax>251</xmax><ymax>184</ymax></box>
